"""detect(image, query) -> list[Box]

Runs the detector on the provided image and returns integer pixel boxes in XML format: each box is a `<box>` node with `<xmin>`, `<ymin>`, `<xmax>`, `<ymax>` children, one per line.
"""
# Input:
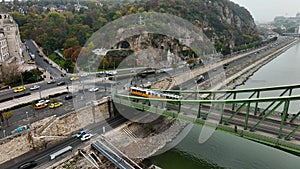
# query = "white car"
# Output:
<box><xmin>47</xmin><ymin>79</ymin><xmax>56</xmax><ymax>84</ymax></box>
<box><xmin>30</xmin><ymin>53</ymin><xmax>35</xmax><ymax>59</ymax></box>
<box><xmin>80</xmin><ymin>73</ymin><xmax>88</xmax><ymax>77</ymax></box>
<box><xmin>38</xmin><ymin>99</ymin><xmax>50</xmax><ymax>104</ymax></box>
<box><xmin>30</xmin><ymin>85</ymin><xmax>40</xmax><ymax>90</ymax></box>
<box><xmin>88</xmin><ymin>87</ymin><xmax>99</xmax><ymax>92</ymax></box>
<box><xmin>81</xmin><ymin>133</ymin><xmax>93</xmax><ymax>141</ymax></box>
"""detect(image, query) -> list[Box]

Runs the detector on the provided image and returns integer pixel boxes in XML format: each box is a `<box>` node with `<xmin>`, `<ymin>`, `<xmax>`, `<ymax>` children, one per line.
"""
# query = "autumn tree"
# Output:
<box><xmin>2</xmin><ymin>111</ymin><xmax>13</xmax><ymax>126</ymax></box>
<box><xmin>0</xmin><ymin>64</ymin><xmax>20</xmax><ymax>85</ymax></box>
<box><xmin>63</xmin><ymin>37</ymin><xmax>79</xmax><ymax>49</ymax></box>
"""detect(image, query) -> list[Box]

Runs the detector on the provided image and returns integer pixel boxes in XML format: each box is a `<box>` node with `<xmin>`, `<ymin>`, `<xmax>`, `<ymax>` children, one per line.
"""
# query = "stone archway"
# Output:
<box><xmin>119</xmin><ymin>41</ymin><xmax>131</xmax><ymax>49</ymax></box>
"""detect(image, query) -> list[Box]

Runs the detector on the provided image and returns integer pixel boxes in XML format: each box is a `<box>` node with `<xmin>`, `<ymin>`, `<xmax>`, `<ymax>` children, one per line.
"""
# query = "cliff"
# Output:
<box><xmin>112</xmin><ymin>0</ymin><xmax>259</xmax><ymax>53</ymax></box>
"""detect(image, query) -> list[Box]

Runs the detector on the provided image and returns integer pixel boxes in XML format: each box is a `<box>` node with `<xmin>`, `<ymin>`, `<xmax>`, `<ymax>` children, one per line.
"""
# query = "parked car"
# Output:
<box><xmin>57</xmin><ymin>81</ymin><xmax>66</xmax><ymax>86</ymax></box>
<box><xmin>81</xmin><ymin>133</ymin><xmax>93</xmax><ymax>141</ymax></box>
<box><xmin>30</xmin><ymin>85</ymin><xmax>40</xmax><ymax>90</ymax></box>
<box><xmin>76</xmin><ymin>130</ymin><xmax>86</xmax><ymax>138</ymax></box>
<box><xmin>30</xmin><ymin>53</ymin><xmax>35</xmax><ymax>59</ymax></box>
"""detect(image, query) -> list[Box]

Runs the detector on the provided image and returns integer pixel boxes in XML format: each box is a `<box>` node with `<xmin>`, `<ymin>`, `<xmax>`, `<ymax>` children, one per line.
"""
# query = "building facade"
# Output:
<box><xmin>0</xmin><ymin>30</ymin><xmax>9</xmax><ymax>63</ymax></box>
<box><xmin>0</xmin><ymin>13</ymin><xmax>23</xmax><ymax>64</ymax></box>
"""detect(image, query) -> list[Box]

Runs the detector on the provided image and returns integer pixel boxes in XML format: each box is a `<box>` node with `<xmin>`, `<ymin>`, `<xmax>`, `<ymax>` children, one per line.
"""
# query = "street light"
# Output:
<box><xmin>26</xmin><ymin>111</ymin><xmax>28</xmax><ymax>120</ymax></box>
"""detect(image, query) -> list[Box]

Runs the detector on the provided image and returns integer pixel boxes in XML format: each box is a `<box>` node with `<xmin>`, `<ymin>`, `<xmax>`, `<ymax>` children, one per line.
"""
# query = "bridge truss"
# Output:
<box><xmin>112</xmin><ymin>83</ymin><xmax>300</xmax><ymax>153</ymax></box>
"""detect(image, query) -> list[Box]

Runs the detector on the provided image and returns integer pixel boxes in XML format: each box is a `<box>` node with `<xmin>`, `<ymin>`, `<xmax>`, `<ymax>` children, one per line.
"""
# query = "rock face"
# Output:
<box><xmin>205</xmin><ymin>0</ymin><xmax>257</xmax><ymax>46</ymax></box>
<box><xmin>112</xmin><ymin>0</ymin><xmax>258</xmax><ymax>55</ymax></box>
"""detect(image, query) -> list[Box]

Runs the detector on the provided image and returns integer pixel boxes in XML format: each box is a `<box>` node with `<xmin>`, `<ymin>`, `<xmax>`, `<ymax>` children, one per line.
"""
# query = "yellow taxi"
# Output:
<box><xmin>27</xmin><ymin>60</ymin><xmax>35</xmax><ymax>64</ymax></box>
<box><xmin>13</xmin><ymin>86</ymin><xmax>26</xmax><ymax>93</ymax></box>
<box><xmin>70</xmin><ymin>77</ymin><xmax>79</xmax><ymax>81</ymax></box>
<box><xmin>34</xmin><ymin>103</ymin><xmax>48</xmax><ymax>110</ymax></box>
<box><xmin>49</xmin><ymin>102</ymin><xmax>63</xmax><ymax>109</ymax></box>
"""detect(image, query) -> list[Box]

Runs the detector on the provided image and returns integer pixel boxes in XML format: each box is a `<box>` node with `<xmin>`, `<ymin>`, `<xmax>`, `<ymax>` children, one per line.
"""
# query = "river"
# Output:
<box><xmin>149</xmin><ymin>42</ymin><xmax>300</xmax><ymax>168</ymax></box>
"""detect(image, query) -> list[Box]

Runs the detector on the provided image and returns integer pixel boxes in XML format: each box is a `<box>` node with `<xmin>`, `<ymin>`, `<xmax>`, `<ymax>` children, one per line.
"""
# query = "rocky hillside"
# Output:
<box><xmin>8</xmin><ymin>0</ymin><xmax>259</xmax><ymax>57</ymax></box>
<box><xmin>113</xmin><ymin>0</ymin><xmax>259</xmax><ymax>53</ymax></box>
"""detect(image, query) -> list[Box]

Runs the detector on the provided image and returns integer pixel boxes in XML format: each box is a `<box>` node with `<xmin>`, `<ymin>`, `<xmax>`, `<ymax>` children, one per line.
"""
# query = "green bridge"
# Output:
<box><xmin>112</xmin><ymin>83</ymin><xmax>300</xmax><ymax>155</ymax></box>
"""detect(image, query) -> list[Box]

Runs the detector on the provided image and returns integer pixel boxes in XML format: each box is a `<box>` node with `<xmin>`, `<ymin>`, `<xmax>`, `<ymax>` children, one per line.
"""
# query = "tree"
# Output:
<box><xmin>63</xmin><ymin>37</ymin><xmax>79</xmax><ymax>49</ymax></box>
<box><xmin>0</xmin><ymin>63</ymin><xmax>20</xmax><ymax>85</ymax></box>
<box><xmin>2</xmin><ymin>111</ymin><xmax>13</xmax><ymax>126</ymax></box>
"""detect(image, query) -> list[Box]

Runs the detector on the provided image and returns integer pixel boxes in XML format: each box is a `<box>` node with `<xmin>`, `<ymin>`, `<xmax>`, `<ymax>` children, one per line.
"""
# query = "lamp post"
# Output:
<box><xmin>26</xmin><ymin>111</ymin><xmax>28</xmax><ymax>120</ymax></box>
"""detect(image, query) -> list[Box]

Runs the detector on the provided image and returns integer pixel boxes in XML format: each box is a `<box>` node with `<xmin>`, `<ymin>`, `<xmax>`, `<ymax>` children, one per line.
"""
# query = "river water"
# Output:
<box><xmin>149</xmin><ymin>42</ymin><xmax>300</xmax><ymax>168</ymax></box>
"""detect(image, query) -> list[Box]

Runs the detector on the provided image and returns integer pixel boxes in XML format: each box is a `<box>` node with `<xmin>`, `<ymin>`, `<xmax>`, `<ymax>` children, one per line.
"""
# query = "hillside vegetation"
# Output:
<box><xmin>5</xmin><ymin>0</ymin><xmax>259</xmax><ymax>61</ymax></box>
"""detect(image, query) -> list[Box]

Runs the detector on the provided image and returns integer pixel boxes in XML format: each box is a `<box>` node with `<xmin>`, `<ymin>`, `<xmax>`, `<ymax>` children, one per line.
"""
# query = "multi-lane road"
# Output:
<box><xmin>0</xmin><ymin>116</ymin><xmax>128</xmax><ymax>169</ymax></box>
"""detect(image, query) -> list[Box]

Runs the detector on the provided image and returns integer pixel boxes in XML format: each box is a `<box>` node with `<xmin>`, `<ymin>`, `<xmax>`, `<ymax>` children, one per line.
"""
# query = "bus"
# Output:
<box><xmin>49</xmin><ymin>146</ymin><xmax>72</xmax><ymax>160</ymax></box>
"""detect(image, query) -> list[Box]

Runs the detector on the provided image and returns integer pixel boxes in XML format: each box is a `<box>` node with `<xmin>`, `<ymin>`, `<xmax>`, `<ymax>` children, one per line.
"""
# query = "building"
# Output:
<box><xmin>0</xmin><ymin>13</ymin><xmax>23</xmax><ymax>64</ymax></box>
<box><xmin>0</xmin><ymin>29</ymin><xmax>9</xmax><ymax>63</ymax></box>
<box><xmin>274</xmin><ymin>13</ymin><xmax>300</xmax><ymax>27</ymax></box>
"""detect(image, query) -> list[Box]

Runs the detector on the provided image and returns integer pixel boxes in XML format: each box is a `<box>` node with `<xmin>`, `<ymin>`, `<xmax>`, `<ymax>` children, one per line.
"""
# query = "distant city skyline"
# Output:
<box><xmin>231</xmin><ymin>0</ymin><xmax>300</xmax><ymax>23</ymax></box>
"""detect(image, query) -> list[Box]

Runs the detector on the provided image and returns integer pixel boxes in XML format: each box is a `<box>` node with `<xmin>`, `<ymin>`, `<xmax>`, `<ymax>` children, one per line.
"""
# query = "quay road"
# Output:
<box><xmin>0</xmin><ymin>116</ymin><xmax>128</xmax><ymax>169</ymax></box>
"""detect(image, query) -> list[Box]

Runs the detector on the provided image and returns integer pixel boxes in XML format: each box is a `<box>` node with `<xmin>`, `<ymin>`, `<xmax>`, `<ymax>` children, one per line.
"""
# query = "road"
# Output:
<box><xmin>0</xmin><ymin>116</ymin><xmax>127</xmax><ymax>169</ymax></box>
<box><xmin>25</xmin><ymin>39</ymin><xmax>64</xmax><ymax>79</ymax></box>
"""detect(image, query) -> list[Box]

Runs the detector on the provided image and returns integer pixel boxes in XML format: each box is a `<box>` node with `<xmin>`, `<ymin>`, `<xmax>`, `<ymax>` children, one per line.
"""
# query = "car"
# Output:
<box><xmin>57</xmin><ymin>81</ymin><xmax>66</xmax><ymax>86</ymax></box>
<box><xmin>30</xmin><ymin>85</ymin><xmax>40</xmax><ymax>90</ymax></box>
<box><xmin>70</xmin><ymin>77</ymin><xmax>79</xmax><ymax>81</ymax></box>
<box><xmin>65</xmin><ymin>94</ymin><xmax>73</xmax><ymax>100</ymax></box>
<box><xmin>13</xmin><ymin>86</ymin><xmax>26</xmax><ymax>93</ymax></box>
<box><xmin>49</xmin><ymin>102</ymin><xmax>63</xmax><ymax>109</ymax></box>
<box><xmin>34</xmin><ymin>103</ymin><xmax>47</xmax><ymax>110</ymax></box>
<box><xmin>27</xmin><ymin>60</ymin><xmax>35</xmax><ymax>64</ymax></box>
<box><xmin>80</xmin><ymin>73</ymin><xmax>88</xmax><ymax>77</ymax></box>
<box><xmin>81</xmin><ymin>133</ymin><xmax>93</xmax><ymax>141</ymax></box>
<box><xmin>47</xmin><ymin>79</ymin><xmax>56</xmax><ymax>84</ymax></box>
<box><xmin>30</xmin><ymin>53</ymin><xmax>35</xmax><ymax>59</ymax></box>
<box><xmin>38</xmin><ymin>99</ymin><xmax>50</xmax><ymax>104</ymax></box>
<box><xmin>18</xmin><ymin>160</ymin><xmax>37</xmax><ymax>169</ymax></box>
<box><xmin>76</xmin><ymin>130</ymin><xmax>86</xmax><ymax>138</ymax></box>
<box><xmin>43</xmin><ymin>58</ymin><xmax>50</xmax><ymax>64</ymax></box>
<box><xmin>88</xmin><ymin>87</ymin><xmax>99</xmax><ymax>92</ymax></box>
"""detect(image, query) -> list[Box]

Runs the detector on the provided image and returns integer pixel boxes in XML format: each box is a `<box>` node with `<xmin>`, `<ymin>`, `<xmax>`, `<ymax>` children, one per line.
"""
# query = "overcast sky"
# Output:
<box><xmin>230</xmin><ymin>0</ymin><xmax>300</xmax><ymax>23</ymax></box>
